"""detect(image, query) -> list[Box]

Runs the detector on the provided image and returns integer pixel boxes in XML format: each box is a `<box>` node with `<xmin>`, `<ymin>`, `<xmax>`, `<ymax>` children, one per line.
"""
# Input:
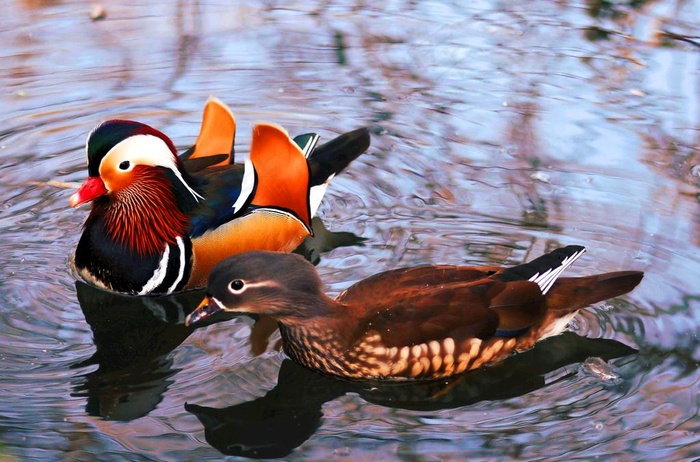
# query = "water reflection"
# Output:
<box><xmin>70</xmin><ymin>282</ymin><xmax>200</xmax><ymax>421</ymax></box>
<box><xmin>165</xmin><ymin>0</ymin><xmax>202</xmax><ymax>90</ymax></box>
<box><xmin>185</xmin><ymin>333</ymin><xmax>636</xmax><ymax>458</ymax></box>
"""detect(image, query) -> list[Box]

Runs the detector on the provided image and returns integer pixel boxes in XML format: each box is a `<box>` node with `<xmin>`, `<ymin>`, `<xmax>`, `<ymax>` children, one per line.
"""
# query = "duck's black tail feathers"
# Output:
<box><xmin>306</xmin><ymin>128</ymin><xmax>371</xmax><ymax>187</ymax></box>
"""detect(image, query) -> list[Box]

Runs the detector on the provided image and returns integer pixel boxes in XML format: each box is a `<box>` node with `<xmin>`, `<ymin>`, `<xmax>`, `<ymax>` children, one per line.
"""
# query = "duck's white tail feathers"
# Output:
<box><xmin>497</xmin><ymin>245</ymin><xmax>587</xmax><ymax>294</ymax></box>
<box><xmin>529</xmin><ymin>247</ymin><xmax>586</xmax><ymax>294</ymax></box>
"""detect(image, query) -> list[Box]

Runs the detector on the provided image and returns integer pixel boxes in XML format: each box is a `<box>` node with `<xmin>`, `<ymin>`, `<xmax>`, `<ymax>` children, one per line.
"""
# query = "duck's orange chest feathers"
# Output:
<box><xmin>187</xmin><ymin>210</ymin><xmax>310</xmax><ymax>289</ymax></box>
<box><xmin>99</xmin><ymin>169</ymin><xmax>189</xmax><ymax>256</ymax></box>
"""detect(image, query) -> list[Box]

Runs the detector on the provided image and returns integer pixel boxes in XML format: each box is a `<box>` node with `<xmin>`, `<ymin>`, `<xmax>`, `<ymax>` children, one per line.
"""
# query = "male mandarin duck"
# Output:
<box><xmin>69</xmin><ymin>98</ymin><xmax>370</xmax><ymax>295</ymax></box>
<box><xmin>185</xmin><ymin>246</ymin><xmax>643</xmax><ymax>380</ymax></box>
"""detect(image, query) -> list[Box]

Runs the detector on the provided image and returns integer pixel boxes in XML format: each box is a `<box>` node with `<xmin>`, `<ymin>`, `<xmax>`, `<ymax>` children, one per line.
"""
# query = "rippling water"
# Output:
<box><xmin>1</xmin><ymin>0</ymin><xmax>699</xmax><ymax>460</ymax></box>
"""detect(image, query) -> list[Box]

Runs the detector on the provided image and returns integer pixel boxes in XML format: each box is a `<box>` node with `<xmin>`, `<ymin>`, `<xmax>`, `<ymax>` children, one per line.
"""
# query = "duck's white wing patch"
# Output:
<box><xmin>309</xmin><ymin>174</ymin><xmax>334</xmax><ymax>218</ymax></box>
<box><xmin>528</xmin><ymin>247</ymin><xmax>586</xmax><ymax>294</ymax></box>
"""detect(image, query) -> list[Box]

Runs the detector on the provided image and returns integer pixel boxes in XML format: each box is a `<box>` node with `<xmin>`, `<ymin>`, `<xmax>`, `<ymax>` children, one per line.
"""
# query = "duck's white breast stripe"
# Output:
<box><xmin>165</xmin><ymin>236</ymin><xmax>187</xmax><ymax>294</ymax></box>
<box><xmin>138</xmin><ymin>243</ymin><xmax>171</xmax><ymax>295</ymax></box>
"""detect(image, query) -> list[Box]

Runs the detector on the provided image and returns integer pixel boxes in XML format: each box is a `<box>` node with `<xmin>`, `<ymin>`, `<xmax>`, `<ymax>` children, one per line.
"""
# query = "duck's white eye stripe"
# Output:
<box><xmin>102</xmin><ymin>134</ymin><xmax>204</xmax><ymax>202</ymax></box>
<box><xmin>227</xmin><ymin>280</ymin><xmax>279</xmax><ymax>295</ymax></box>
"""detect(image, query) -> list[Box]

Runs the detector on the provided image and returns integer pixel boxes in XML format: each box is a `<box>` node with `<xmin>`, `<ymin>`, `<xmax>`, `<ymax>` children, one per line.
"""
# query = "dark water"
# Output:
<box><xmin>2</xmin><ymin>0</ymin><xmax>699</xmax><ymax>460</ymax></box>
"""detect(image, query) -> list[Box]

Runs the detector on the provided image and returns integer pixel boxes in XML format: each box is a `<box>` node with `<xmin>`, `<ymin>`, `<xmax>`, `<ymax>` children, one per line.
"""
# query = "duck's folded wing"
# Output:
<box><xmin>337</xmin><ymin>265</ymin><xmax>500</xmax><ymax>307</ymax></box>
<box><xmin>188</xmin><ymin>165</ymin><xmax>248</xmax><ymax>238</ymax></box>
<box><xmin>350</xmin><ymin>275</ymin><xmax>552</xmax><ymax>348</ymax></box>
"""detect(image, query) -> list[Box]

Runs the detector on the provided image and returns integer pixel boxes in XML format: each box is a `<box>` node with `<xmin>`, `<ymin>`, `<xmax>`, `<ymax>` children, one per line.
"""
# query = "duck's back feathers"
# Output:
<box><xmin>352</xmin><ymin>279</ymin><xmax>501</xmax><ymax>348</ymax></box>
<box><xmin>182</xmin><ymin>154</ymin><xmax>231</xmax><ymax>173</ymax></box>
<box><xmin>185</xmin><ymin>123</ymin><xmax>317</xmax><ymax>240</ymax></box>
<box><xmin>337</xmin><ymin>265</ymin><xmax>496</xmax><ymax>307</ymax></box>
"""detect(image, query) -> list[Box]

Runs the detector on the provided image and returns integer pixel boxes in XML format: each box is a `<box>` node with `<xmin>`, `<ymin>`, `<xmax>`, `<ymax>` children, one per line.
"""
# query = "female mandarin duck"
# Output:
<box><xmin>69</xmin><ymin>98</ymin><xmax>370</xmax><ymax>295</ymax></box>
<box><xmin>186</xmin><ymin>246</ymin><xmax>643</xmax><ymax>380</ymax></box>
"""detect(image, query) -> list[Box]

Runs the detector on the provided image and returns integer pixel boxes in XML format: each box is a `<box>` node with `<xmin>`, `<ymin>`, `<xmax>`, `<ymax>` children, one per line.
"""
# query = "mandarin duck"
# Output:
<box><xmin>185</xmin><ymin>245</ymin><xmax>643</xmax><ymax>380</ymax></box>
<box><xmin>69</xmin><ymin>98</ymin><xmax>370</xmax><ymax>295</ymax></box>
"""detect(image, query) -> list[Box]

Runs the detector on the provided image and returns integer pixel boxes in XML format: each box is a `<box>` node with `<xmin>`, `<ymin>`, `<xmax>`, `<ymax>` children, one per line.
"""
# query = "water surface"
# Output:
<box><xmin>1</xmin><ymin>0</ymin><xmax>699</xmax><ymax>460</ymax></box>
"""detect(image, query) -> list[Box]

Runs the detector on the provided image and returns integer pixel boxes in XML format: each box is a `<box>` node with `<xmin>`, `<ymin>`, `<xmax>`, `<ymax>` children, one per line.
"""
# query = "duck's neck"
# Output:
<box><xmin>90</xmin><ymin>175</ymin><xmax>190</xmax><ymax>256</ymax></box>
<box><xmin>274</xmin><ymin>290</ymin><xmax>345</xmax><ymax>320</ymax></box>
<box><xmin>276</xmin><ymin>295</ymin><xmax>358</xmax><ymax>377</ymax></box>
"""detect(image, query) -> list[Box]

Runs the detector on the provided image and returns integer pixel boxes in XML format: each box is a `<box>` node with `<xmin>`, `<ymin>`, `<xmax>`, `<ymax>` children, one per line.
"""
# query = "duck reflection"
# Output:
<box><xmin>185</xmin><ymin>333</ymin><xmax>636</xmax><ymax>459</ymax></box>
<box><xmin>70</xmin><ymin>282</ymin><xmax>202</xmax><ymax>421</ymax></box>
<box><xmin>70</xmin><ymin>217</ymin><xmax>364</xmax><ymax>421</ymax></box>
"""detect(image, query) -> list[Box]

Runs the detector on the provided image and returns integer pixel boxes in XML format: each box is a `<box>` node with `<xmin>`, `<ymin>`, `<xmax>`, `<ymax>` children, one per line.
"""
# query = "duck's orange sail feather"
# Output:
<box><xmin>249</xmin><ymin>123</ymin><xmax>312</xmax><ymax>230</ymax></box>
<box><xmin>188</xmin><ymin>97</ymin><xmax>236</xmax><ymax>166</ymax></box>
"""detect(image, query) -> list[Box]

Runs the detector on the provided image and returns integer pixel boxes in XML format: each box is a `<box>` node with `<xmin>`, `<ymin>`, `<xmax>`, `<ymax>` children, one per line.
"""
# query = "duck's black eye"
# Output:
<box><xmin>229</xmin><ymin>279</ymin><xmax>245</xmax><ymax>292</ymax></box>
<box><xmin>118</xmin><ymin>160</ymin><xmax>131</xmax><ymax>171</ymax></box>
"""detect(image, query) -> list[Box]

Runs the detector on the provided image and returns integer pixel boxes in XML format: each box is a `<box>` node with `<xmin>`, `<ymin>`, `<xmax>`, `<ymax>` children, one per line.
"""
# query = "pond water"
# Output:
<box><xmin>1</xmin><ymin>0</ymin><xmax>699</xmax><ymax>460</ymax></box>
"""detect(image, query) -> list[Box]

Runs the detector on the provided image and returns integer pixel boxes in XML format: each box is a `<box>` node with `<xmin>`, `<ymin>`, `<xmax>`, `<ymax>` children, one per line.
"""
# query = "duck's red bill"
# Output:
<box><xmin>69</xmin><ymin>176</ymin><xmax>107</xmax><ymax>207</ymax></box>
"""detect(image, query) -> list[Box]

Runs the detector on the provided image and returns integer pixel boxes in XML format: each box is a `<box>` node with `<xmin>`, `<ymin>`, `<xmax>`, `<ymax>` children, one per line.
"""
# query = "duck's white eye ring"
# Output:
<box><xmin>118</xmin><ymin>160</ymin><xmax>131</xmax><ymax>171</ymax></box>
<box><xmin>229</xmin><ymin>279</ymin><xmax>245</xmax><ymax>293</ymax></box>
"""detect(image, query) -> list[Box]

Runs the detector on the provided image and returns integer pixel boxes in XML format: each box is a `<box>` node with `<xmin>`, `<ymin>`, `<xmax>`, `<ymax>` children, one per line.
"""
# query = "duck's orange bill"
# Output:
<box><xmin>185</xmin><ymin>296</ymin><xmax>223</xmax><ymax>327</ymax></box>
<box><xmin>69</xmin><ymin>176</ymin><xmax>107</xmax><ymax>207</ymax></box>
